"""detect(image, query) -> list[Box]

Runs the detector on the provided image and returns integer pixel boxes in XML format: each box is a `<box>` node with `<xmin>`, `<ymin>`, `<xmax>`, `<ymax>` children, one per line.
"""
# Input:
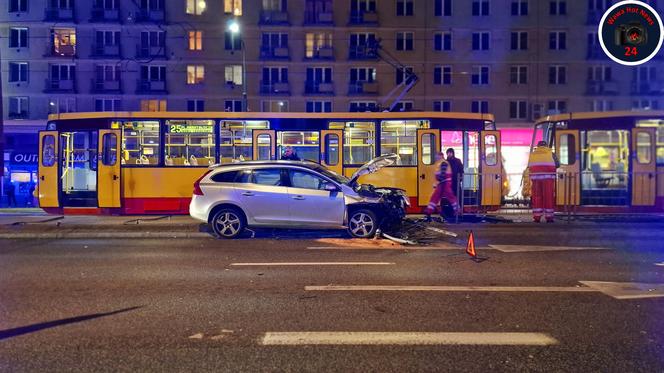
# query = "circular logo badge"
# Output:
<box><xmin>598</xmin><ymin>1</ymin><xmax>664</xmax><ymax>66</ymax></box>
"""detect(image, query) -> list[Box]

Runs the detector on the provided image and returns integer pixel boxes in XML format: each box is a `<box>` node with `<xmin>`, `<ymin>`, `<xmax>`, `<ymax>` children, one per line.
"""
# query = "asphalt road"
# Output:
<box><xmin>0</xmin><ymin>230</ymin><xmax>663</xmax><ymax>372</ymax></box>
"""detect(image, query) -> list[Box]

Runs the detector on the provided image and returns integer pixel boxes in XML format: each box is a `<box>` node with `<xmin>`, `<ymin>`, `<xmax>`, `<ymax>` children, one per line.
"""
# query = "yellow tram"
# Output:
<box><xmin>38</xmin><ymin>111</ymin><xmax>503</xmax><ymax>215</ymax></box>
<box><xmin>532</xmin><ymin>111</ymin><xmax>664</xmax><ymax>212</ymax></box>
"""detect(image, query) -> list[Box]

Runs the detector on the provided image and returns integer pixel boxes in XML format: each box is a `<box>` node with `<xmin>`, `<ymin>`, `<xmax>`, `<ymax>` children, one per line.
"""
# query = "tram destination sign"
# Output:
<box><xmin>167</xmin><ymin>124</ymin><xmax>214</xmax><ymax>134</ymax></box>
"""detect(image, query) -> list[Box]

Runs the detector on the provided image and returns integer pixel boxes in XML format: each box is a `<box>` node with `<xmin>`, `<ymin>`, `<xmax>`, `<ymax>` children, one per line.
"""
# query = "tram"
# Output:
<box><xmin>38</xmin><ymin>111</ymin><xmax>503</xmax><ymax>215</ymax></box>
<box><xmin>531</xmin><ymin>111</ymin><xmax>664</xmax><ymax>212</ymax></box>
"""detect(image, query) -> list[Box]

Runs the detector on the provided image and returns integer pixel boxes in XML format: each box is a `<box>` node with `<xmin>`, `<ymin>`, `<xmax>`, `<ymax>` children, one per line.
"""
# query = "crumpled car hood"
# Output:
<box><xmin>349</xmin><ymin>154</ymin><xmax>399</xmax><ymax>185</ymax></box>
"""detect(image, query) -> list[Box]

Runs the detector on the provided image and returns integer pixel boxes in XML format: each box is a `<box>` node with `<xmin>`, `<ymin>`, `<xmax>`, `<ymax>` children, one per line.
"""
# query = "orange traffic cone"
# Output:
<box><xmin>466</xmin><ymin>231</ymin><xmax>477</xmax><ymax>258</ymax></box>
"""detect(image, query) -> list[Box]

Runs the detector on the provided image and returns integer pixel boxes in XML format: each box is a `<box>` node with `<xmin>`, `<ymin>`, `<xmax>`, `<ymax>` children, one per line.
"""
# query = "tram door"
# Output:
<box><xmin>480</xmin><ymin>131</ymin><xmax>502</xmax><ymax>206</ymax></box>
<box><xmin>417</xmin><ymin>129</ymin><xmax>441</xmax><ymax>206</ymax></box>
<box><xmin>253</xmin><ymin>130</ymin><xmax>276</xmax><ymax>160</ymax></box>
<box><xmin>555</xmin><ymin>130</ymin><xmax>580</xmax><ymax>206</ymax></box>
<box><xmin>97</xmin><ymin>130</ymin><xmax>121</xmax><ymax>208</ymax></box>
<box><xmin>632</xmin><ymin>127</ymin><xmax>657</xmax><ymax>206</ymax></box>
<box><xmin>38</xmin><ymin>131</ymin><xmax>60</xmax><ymax>208</ymax></box>
<box><xmin>321</xmin><ymin>130</ymin><xmax>343</xmax><ymax>175</ymax></box>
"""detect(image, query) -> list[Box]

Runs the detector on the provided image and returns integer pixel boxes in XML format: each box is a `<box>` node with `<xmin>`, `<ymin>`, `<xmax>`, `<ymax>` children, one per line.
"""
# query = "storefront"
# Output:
<box><xmin>2</xmin><ymin>133</ymin><xmax>39</xmax><ymax>207</ymax></box>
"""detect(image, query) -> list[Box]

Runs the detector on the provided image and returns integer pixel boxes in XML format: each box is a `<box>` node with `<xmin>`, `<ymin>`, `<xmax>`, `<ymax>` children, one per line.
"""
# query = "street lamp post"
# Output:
<box><xmin>228</xmin><ymin>20</ymin><xmax>248</xmax><ymax>112</ymax></box>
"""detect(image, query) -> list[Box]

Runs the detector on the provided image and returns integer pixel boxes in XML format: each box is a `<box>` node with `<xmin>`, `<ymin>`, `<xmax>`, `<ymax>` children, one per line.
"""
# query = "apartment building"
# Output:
<box><xmin>1</xmin><ymin>0</ymin><xmax>663</xmax><ymax>132</ymax></box>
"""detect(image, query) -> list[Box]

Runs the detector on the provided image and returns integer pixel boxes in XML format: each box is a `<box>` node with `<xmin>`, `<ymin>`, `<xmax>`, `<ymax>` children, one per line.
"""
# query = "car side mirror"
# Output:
<box><xmin>324</xmin><ymin>183</ymin><xmax>339</xmax><ymax>192</ymax></box>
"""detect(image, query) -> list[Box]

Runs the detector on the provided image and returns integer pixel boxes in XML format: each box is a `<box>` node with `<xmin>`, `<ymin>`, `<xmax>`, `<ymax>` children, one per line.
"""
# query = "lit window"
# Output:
<box><xmin>277</xmin><ymin>131</ymin><xmax>320</xmax><ymax>162</ymax></box>
<box><xmin>329</xmin><ymin>121</ymin><xmax>375</xmax><ymax>165</ymax></box>
<box><xmin>188</xmin><ymin>31</ymin><xmax>203</xmax><ymax>50</ymax></box>
<box><xmin>186</xmin><ymin>0</ymin><xmax>207</xmax><ymax>15</ymax></box>
<box><xmin>165</xmin><ymin>120</ymin><xmax>215</xmax><ymax>166</ymax></box>
<box><xmin>140</xmin><ymin>99</ymin><xmax>167</xmax><ymax>112</ymax></box>
<box><xmin>187</xmin><ymin>65</ymin><xmax>205</xmax><ymax>85</ymax></box>
<box><xmin>305</xmin><ymin>32</ymin><xmax>333</xmax><ymax>58</ymax></box>
<box><xmin>225</xmin><ymin>65</ymin><xmax>243</xmax><ymax>85</ymax></box>
<box><xmin>122</xmin><ymin>121</ymin><xmax>161</xmax><ymax>165</ymax></box>
<box><xmin>261</xmin><ymin>100</ymin><xmax>289</xmax><ymax>112</ymax></box>
<box><xmin>224</xmin><ymin>0</ymin><xmax>243</xmax><ymax>15</ymax></box>
<box><xmin>380</xmin><ymin>120</ymin><xmax>429</xmax><ymax>166</ymax></box>
<box><xmin>220</xmin><ymin>120</ymin><xmax>269</xmax><ymax>162</ymax></box>
<box><xmin>51</xmin><ymin>28</ymin><xmax>76</xmax><ymax>56</ymax></box>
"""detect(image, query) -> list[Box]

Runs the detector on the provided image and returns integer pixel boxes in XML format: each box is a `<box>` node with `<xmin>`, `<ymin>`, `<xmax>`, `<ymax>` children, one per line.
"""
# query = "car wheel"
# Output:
<box><xmin>348</xmin><ymin>209</ymin><xmax>378</xmax><ymax>238</ymax></box>
<box><xmin>210</xmin><ymin>208</ymin><xmax>245</xmax><ymax>239</ymax></box>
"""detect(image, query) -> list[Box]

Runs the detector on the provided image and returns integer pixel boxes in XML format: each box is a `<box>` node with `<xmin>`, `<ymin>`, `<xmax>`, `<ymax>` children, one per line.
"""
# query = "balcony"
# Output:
<box><xmin>136</xmin><ymin>45</ymin><xmax>167</xmax><ymax>59</ymax></box>
<box><xmin>348</xmin><ymin>45</ymin><xmax>377</xmax><ymax>60</ymax></box>
<box><xmin>260</xmin><ymin>10</ymin><xmax>290</xmax><ymax>25</ymax></box>
<box><xmin>91</xmin><ymin>44</ymin><xmax>122</xmax><ymax>58</ymax></box>
<box><xmin>348</xmin><ymin>81</ymin><xmax>378</xmax><ymax>95</ymax></box>
<box><xmin>306</xmin><ymin>46</ymin><xmax>334</xmax><ymax>60</ymax></box>
<box><xmin>586</xmin><ymin>80</ymin><xmax>619</xmax><ymax>95</ymax></box>
<box><xmin>348</xmin><ymin>11</ymin><xmax>378</xmax><ymax>25</ymax></box>
<box><xmin>91</xmin><ymin>78</ymin><xmax>122</xmax><ymax>93</ymax></box>
<box><xmin>134</xmin><ymin>9</ymin><xmax>165</xmax><ymax>23</ymax></box>
<box><xmin>45</xmin><ymin>7</ymin><xmax>75</xmax><ymax>22</ymax></box>
<box><xmin>91</xmin><ymin>7</ymin><xmax>120</xmax><ymax>22</ymax></box>
<box><xmin>305</xmin><ymin>81</ymin><xmax>334</xmax><ymax>95</ymax></box>
<box><xmin>304</xmin><ymin>11</ymin><xmax>333</xmax><ymax>25</ymax></box>
<box><xmin>8</xmin><ymin>111</ymin><xmax>29</xmax><ymax>120</ymax></box>
<box><xmin>44</xmin><ymin>79</ymin><xmax>77</xmax><ymax>93</ymax></box>
<box><xmin>260</xmin><ymin>46</ymin><xmax>290</xmax><ymax>60</ymax></box>
<box><xmin>260</xmin><ymin>81</ymin><xmax>291</xmax><ymax>95</ymax></box>
<box><xmin>137</xmin><ymin>79</ymin><xmax>167</xmax><ymax>94</ymax></box>
<box><xmin>45</xmin><ymin>44</ymin><xmax>77</xmax><ymax>58</ymax></box>
<box><xmin>631</xmin><ymin>81</ymin><xmax>664</xmax><ymax>95</ymax></box>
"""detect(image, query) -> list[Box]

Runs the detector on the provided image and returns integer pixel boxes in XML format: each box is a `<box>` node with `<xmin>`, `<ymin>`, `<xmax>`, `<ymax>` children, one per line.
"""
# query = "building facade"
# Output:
<box><xmin>1</xmin><ymin>0</ymin><xmax>663</xmax><ymax>133</ymax></box>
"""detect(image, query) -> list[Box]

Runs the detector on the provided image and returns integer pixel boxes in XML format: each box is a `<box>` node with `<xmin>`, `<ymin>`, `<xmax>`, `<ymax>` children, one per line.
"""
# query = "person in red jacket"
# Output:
<box><xmin>528</xmin><ymin>141</ymin><xmax>558</xmax><ymax>222</ymax></box>
<box><xmin>424</xmin><ymin>152</ymin><xmax>459</xmax><ymax>220</ymax></box>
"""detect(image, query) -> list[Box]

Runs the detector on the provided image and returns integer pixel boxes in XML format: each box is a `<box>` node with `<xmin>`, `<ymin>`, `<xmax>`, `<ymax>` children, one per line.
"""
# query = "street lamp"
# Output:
<box><xmin>227</xmin><ymin>20</ymin><xmax>247</xmax><ymax>112</ymax></box>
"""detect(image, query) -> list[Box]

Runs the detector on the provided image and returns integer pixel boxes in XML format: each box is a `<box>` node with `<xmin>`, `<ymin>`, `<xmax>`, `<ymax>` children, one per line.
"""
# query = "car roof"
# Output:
<box><xmin>209</xmin><ymin>160</ymin><xmax>321</xmax><ymax>172</ymax></box>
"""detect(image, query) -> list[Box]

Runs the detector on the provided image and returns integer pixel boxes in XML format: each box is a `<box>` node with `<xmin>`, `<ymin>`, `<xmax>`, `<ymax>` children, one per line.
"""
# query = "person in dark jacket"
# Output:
<box><xmin>281</xmin><ymin>146</ymin><xmax>301</xmax><ymax>161</ymax></box>
<box><xmin>445</xmin><ymin>148</ymin><xmax>464</xmax><ymax>197</ymax></box>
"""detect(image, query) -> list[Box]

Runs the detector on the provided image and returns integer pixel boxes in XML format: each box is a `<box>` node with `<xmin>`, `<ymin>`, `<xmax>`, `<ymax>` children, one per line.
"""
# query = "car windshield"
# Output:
<box><xmin>312</xmin><ymin>165</ymin><xmax>351</xmax><ymax>185</ymax></box>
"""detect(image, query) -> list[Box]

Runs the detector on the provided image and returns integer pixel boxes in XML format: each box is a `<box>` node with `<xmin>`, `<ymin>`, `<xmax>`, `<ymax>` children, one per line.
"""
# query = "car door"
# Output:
<box><xmin>234</xmin><ymin>168</ymin><xmax>292</xmax><ymax>225</ymax></box>
<box><xmin>286</xmin><ymin>168</ymin><xmax>345</xmax><ymax>227</ymax></box>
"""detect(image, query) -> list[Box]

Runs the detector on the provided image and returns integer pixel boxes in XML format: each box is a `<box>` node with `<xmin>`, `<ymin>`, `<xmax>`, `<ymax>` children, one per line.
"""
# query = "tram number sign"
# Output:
<box><xmin>168</xmin><ymin>125</ymin><xmax>214</xmax><ymax>134</ymax></box>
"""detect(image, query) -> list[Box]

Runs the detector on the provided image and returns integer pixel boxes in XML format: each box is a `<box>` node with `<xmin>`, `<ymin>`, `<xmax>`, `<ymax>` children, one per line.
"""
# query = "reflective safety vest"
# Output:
<box><xmin>436</xmin><ymin>160</ymin><xmax>453</xmax><ymax>183</ymax></box>
<box><xmin>528</xmin><ymin>146</ymin><xmax>557</xmax><ymax>180</ymax></box>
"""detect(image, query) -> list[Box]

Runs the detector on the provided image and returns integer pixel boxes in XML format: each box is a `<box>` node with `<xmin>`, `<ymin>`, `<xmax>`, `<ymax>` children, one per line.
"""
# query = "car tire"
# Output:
<box><xmin>210</xmin><ymin>207</ymin><xmax>246</xmax><ymax>239</ymax></box>
<box><xmin>347</xmin><ymin>209</ymin><xmax>378</xmax><ymax>238</ymax></box>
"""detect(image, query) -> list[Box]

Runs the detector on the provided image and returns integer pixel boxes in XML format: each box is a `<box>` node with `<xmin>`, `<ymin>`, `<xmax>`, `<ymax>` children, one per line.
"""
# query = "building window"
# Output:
<box><xmin>9</xmin><ymin>28</ymin><xmax>28</xmax><ymax>48</ymax></box>
<box><xmin>510</xmin><ymin>31</ymin><xmax>528</xmax><ymax>50</ymax></box>
<box><xmin>306</xmin><ymin>67</ymin><xmax>333</xmax><ymax>93</ymax></box>
<box><xmin>48</xmin><ymin>97</ymin><xmax>76</xmax><ymax>114</ymax></box>
<box><xmin>263</xmin><ymin>0</ymin><xmax>288</xmax><ymax>11</ymax></box>
<box><xmin>224</xmin><ymin>100</ymin><xmax>242</xmax><ymax>112</ymax></box>
<box><xmin>49</xmin><ymin>64</ymin><xmax>75</xmax><ymax>84</ymax></box>
<box><xmin>396</xmin><ymin>0</ymin><xmax>413</xmax><ymax>16</ymax></box>
<box><xmin>349</xmin><ymin>33</ymin><xmax>377</xmax><ymax>58</ymax></box>
<box><xmin>590</xmin><ymin>100</ymin><xmax>613</xmax><ymax>112</ymax></box>
<box><xmin>188</xmin><ymin>31</ymin><xmax>203</xmax><ymax>50</ymax></box>
<box><xmin>262</xmin><ymin>32</ymin><xmax>289</xmax><ymax>50</ymax></box>
<box><xmin>396</xmin><ymin>32</ymin><xmax>414</xmax><ymax>51</ymax></box>
<box><xmin>350</xmin><ymin>67</ymin><xmax>376</xmax><ymax>83</ymax></box>
<box><xmin>472</xmin><ymin>66</ymin><xmax>490</xmax><ymax>85</ymax></box>
<box><xmin>140</xmin><ymin>65</ymin><xmax>166</xmax><ymax>82</ymax></box>
<box><xmin>635</xmin><ymin>66</ymin><xmax>657</xmax><ymax>83</ymax></box>
<box><xmin>225</xmin><ymin>65</ymin><xmax>243</xmax><ymax>85</ymax></box>
<box><xmin>186</xmin><ymin>65</ymin><xmax>205</xmax><ymax>85</ymax></box>
<box><xmin>588</xmin><ymin>0</ymin><xmax>611</xmax><ymax>11</ymax></box>
<box><xmin>9</xmin><ymin>0</ymin><xmax>28</xmax><ymax>12</ymax></box>
<box><xmin>434</xmin><ymin>0</ymin><xmax>452</xmax><ymax>16</ymax></box>
<box><xmin>472</xmin><ymin>0</ymin><xmax>489</xmax><ymax>16</ymax></box>
<box><xmin>224</xmin><ymin>0</ymin><xmax>242</xmax><ymax>15</ymax></box>
<box><xmin>509</xmin><ymin>100</ymin><xmax>527</xmax><ymax>119</ymax></box>
<box><xmin>51</xmin><ymin>28</ymin><xmax>76</xmax><ymax>56</ymax></box>
<box><xmin>349</xmin><ymin>101</ymin><xmax>377</xmax><ymax>112</ymax></box>
<box><xmin>187</xmin><ymin>99</ymin><xmax>205</xmax><ymax>112</ymax></box>
<box><xmin>549</xmin><ymin>65</ymin><xmax>567</xmax><ymax>85</ymax></box>
<box><xmin>633</xmin><ymin>100</ymin><xmax>659</xmax><ymax>110</ymax></box>
<box><xmin>549</xmin><ymin>31</ymin><xmax>567</xmax><ymax>50</ymax></box>
<box><xmin>396</xmin><ymin>66</ymin><xmax>414</xmax><ymax>85</ymax></box>
<box><xmin>95</xmin><ymin>0</ymin><xmax>119</xmax><ymax>10</ymax></box>
<box><xmin>548</xmin><ymin>100</ymin><xmax>567</xmax><ymax>113</ymax></box>
<box><xmin>224</xmin><ymin>31</ymin><xmax>242</xmax><ymax>51</ymax></box>
<box><xmin>550</xmin><ymin>0</ymin><xmax>566</xmax><ymax>15</ymax></box>
<box><xmin>472</xmin><ymin>32</ymin><xmax>490</xmax><ymax>51</ymax></box>
<box><xmin>510</xmin><ymin>65</ymin><xmax>528</xmax><ymax>84</ymax></box>
<box><xmin>262</xmin><ymin>67</ymin><xmax>289</xmax><ymax>85</ymax></box>
<box><xmin>186</xmin><ymin>0</ymin><xmax>206</xmax><ymax>14</ymax></box>
<box><xmin>433</xmin><ymin>100</ymin><xmax>452</xmax><ymax>112</ymax></box>
<box><xmin>434</xmin><ymin>66</ymin><xmax>452</xmax><ymax>85</ymax></box>
<box><xmin>9</xmin><ymin>62</ymin><xmax>28</xmax><ymax>83</ymax></box>
<box><xmin>95</xmin><ymin>98</ymin><xmax>121</xmax><ymax>112</ymax></box>
<box><xmin>305</xmin><ymin>32</ymin><xmax>333</xmax><ymax>58</ymax></box>
<box><xmin>122</xmin><ymin>120</ymin><xmax>161</xmax><ymax>165</ymax></box>
<box><xmin>471</xmin><ymin>100</ymin><xmax>489</xmax><ymax>113</ymax></box>
<box><xmin>140</xmin><ymin>99</ymin><xmax>167</xmax><ymax>112</ymax></box>
<box><xmin>306</xmin><ymin>101</ymin><xmax>332</xmax><ymax>112</ymax></box>
<box><xmin>9</xmin><ymin>97</ymin><xmax>28</xmax><ymax>118</ymax></box>
<box><xmin>262</xmin><ymin>100</ymin><xmax>289</xmax><ymax>112</ymax></box>
<box><xmin>140</xmin><ymin>0</ymin><xmax>163</xmax><ymax>11</ymax></box>
<box><xmin>392</xmin><ymin>102</ymin><xmax>414</xmax><ymax>112</ymax></box>
<box><xmin>434</xmin><ymin>32</ymin><xmax>452</xmax><ymax>51</ymax></box>
<box><xmin>588</xmin><ymin>65</ymin><xmax>612</xmax><ymax>81</ymax></box>
<box><xmin>511</xmin><ymin>0</ymin><xmax>528</xmax><ymax>15</ymax></box>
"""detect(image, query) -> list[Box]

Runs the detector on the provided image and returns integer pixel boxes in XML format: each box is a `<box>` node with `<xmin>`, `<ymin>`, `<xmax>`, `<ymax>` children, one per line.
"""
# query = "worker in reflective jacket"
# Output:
<box><xmin>424</xmin><ymin>152</ymin><xmax>459</xmax><ymax>220</ymax></box>
<box><xmin>528</xmin><ymin>141</ymin><xmax>558</xmax><ymax>223</ymax></box>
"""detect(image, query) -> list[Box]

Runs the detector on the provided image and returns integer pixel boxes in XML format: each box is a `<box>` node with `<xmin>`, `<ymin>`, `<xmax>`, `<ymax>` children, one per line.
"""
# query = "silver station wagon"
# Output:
<box><xmin>189</xmin><ymin>155</ymin><xmax>409</xmax><ymax>239</ymax></box>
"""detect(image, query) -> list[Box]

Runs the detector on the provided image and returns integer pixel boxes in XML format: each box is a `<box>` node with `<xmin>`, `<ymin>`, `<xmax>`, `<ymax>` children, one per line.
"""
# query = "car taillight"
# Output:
<box><xmin>193</xmin><ymin>170</ymin><xmax>213</xmax><ymax>196</ymax></box>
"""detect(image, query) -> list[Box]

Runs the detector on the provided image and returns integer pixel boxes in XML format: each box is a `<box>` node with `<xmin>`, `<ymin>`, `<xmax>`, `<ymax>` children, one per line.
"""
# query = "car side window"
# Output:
<box><xmin>211</xmin><ymin>171</ymin><xmax>238</xmax><ymax>183</ymax></box>
<box><xmin>252</xmin><ymin>168</ymin><xmax>284</xmax><ymax>186</ymax></box>
<box><xmin>289</xmin><ymin>170</ymin><xmax>328</xmax><ymax>190</ymax></box>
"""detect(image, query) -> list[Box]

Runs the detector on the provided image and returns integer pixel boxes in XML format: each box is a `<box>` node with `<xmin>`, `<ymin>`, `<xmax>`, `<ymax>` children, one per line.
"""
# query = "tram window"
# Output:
<box><xmin>636</xmin><ymin>132</ymin><xmax>652</xmax><ymax>164</ymax></box>
<box><xmin>441</xmin><ymin>131</ymin><xmax>464</xmax><ymax>166</ymax></box>
<box><xmin>220</xmin><ymin>120</ymin><xmax>270</xmax><ymax>163</ymax></box>
<box><xmin>330</xmin><ymin>121</ymin><xmax>375</xmax><ymax>165</ymax></box>
<box><xmin>42</xmin><ymin>135</ymin><xmax>56</xmax><ymax>167</ymax></box>
<box><xmin>484</xmin><ymin>134</ymin><xmax>497</xmax><ymax>166</ymax></box>
<box><xmin>101</xmin><ymin>133</ymin><xmax>117</xmax><ymax>166</ymax></box>
<box><xmin>324</xmin><ymin>134</ymin><xmax>339</xmax><ymax>165</ymax></box>
<box><xmin>380</xmin><ymin>120</ymin><xmax>428</xmax><ymax>166</ymax></box>
<box><xmin>122</xmin><ymin>121</ymin><xmax>160</xmax><ymax>165</ymax></box>
<box><xmin>256</xmin><ymin>134</ymin><xmax>272</xmax><ymax>160</ymax></box>
<box><xmin>211</xmin><ymin>171</ymin><xmax>239</xmax><ymax>183</ymax></box>
<box><xmin>581</xmin><ymin>130</ymin><xmax>629</xmax><ymax>190</ymax></box>
<box><xmin>559</xmin><ymin>134</ymin><xmax>576</xmax><ymax>165</ymax></box>
<box><xmin>165</xmin><ymin>120</ymin><xmax>215</xmax><ymax>166</ymax></box>
<box><xmin>421</xmin><ymin>133</ymin><xmax>434</xmax><ymax>165</ymax></box>
<box><xmin>277</xmin><ymin>131</ymin><xmax>319</xmax><ymax>162</ymax></box>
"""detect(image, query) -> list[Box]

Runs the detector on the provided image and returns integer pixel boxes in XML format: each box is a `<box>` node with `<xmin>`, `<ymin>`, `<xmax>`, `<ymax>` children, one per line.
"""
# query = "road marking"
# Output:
<box><xmin>230</xmin><ymin>262</ymin><xmax>395</xmax><ymax>266</ymax></box>
<box><xmin>579</xmin><ymin>281</ymin><xmax>664</xmax><ymax>300</ymax></box>
<box><xmin>489</xmin><ymin>245</ymin><xmax>610</xmax><ymax>253</ymax></box>
<box><xmin>305</xmin><ymin>285</ymin><xmax>596</xmax><ymax>293</ymax></box>
<box><xmin>656</xmin><ymin>262</ymin><xmax>664</xmax><ymax>267</ymax></box>
<box><xmin>259</xmin><ymin>332</ymin><xmax>558</xmax><ymax>346</ymax></box>
<box><xmin>306</xmin><ymin>246</ymin><xmax>460</xmax><ymax>251</ymax></box>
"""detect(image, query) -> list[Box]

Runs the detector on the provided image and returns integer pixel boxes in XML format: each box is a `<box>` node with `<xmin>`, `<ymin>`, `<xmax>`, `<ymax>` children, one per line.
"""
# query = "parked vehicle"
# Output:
<box><xmin>189</xmin><ymin>154</ymin><xmax>409</xmax><ymax>238</ymax></box>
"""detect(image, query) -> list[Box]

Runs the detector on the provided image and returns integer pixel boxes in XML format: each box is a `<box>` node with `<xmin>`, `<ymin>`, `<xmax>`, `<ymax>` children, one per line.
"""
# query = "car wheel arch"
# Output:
<box><xmin>207</xmin><ymin>203</ymin><xmax>248</xmax><ymax>225</ymax></box>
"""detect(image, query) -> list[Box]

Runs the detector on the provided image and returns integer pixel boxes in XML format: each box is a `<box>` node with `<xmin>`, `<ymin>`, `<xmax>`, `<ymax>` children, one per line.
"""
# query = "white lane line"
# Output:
<box><xmin>230</xmin><ymin>262</ymin><xmax>395</xmax><ymax>266</ymax></box>
<box><xmin>306</xmin><ymin>246</ymin><xmax>460</xmax><ymax>251</ymax></box>
<box><xmin>579</xmin><ymin>281</ymin><xmax>664</xmax><ymax>300</ymax></box>
<box><xmin>489</xmin><ymin>245</ymin><xmax>610</xmax><ymax>253</ymax></box>
<box><xmin>305</xmin><ymin>285</ymin><xmax>596</xmax><ymax>293</ymax></box>
<box><xmin>656</xmin><ymin>262</ymin><xmax>664</xmax><ymax>267</ymax></box>
<box><xmin>260</xmin><ymin>332</ymin><xmax>558</xmax><ymax>346</ymax></box>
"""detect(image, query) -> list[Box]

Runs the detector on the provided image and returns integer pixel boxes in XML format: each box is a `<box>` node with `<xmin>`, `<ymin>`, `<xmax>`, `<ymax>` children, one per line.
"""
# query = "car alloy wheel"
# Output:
<box><xmin>212</xmin><ymin>209</ymin><xmax>244</xmax><ymax>239</ymax></box>
<box><xmin>348</xmin><ymin>209</ymin><xmax>378</xmax><ymax>238</ymax></box>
